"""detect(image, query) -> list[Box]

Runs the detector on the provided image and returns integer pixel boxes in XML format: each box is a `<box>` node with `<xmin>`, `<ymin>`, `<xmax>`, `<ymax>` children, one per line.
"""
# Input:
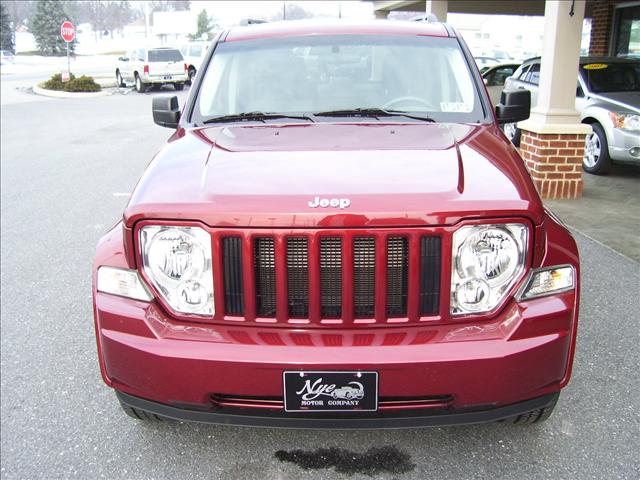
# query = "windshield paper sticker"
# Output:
<box><xmin>440</xmin><ymin>102</ymin><xmax>473</xmax><ymax>112</ymax></box>
<box><xmin>583</xmin><ymin>63</ymin><xmax>608</xmax><ymax>70</ymax></box>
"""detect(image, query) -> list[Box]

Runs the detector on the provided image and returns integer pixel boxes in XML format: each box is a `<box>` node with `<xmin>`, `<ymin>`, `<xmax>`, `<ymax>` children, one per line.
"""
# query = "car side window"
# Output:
<box><xmin>487</xmin><ymin>66</ymin><xmax>517</xmax><ymax>87</ymax></box>
<box><xmin>517</xmin><ymin>64</ymin><xmax>531</xmax><ymax>81</ymax></box>
<box><xmin>524</xmin><ymin>63</ymin><xmax>540</xmax><ymax>85</ymax></box>
<box><xmin>137</xmin><ymin>49</ymin><xmax>145</xmax><ymax>61</ymax></box>
<box><xmin>191</xmin><ymin>45</ymin><xmax>203</xmax><ymax>57</ymax></box>
<box><xmin>576</xmin><ymin>83</ymin><xmax>584</xmax><ymax>97</ymax></box>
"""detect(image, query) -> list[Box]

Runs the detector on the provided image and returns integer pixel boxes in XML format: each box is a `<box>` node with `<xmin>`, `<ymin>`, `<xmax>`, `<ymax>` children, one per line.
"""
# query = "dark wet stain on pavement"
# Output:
<box><xmin>275</xmin><ymin>445</ymin><xmax>415</xmax><ymax>476</ymax></box>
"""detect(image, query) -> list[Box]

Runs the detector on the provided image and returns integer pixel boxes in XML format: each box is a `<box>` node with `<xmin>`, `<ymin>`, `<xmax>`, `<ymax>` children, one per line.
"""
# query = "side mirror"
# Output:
<box><xmin>495</xmin><ymin>89</ymin><xmax>531</xmax><ymax>124</ymax></box>
<box><xmin>153</xmin><ymin>95</ymin><xmax>180</xmax><ymax>129</ymax></box>
<box><xmin>118</xmin><ymin>57</ymin><xmax>128</xmax><ymax>62</ymax></box>
<box><xmin>483</xmin><ymin>78</ymin><xmax>488</xmax><ymax>86</ymax></box>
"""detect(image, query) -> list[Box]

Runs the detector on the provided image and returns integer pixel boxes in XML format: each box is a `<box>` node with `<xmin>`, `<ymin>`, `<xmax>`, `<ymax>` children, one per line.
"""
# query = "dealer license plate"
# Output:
<box><xmin>283</xmin><ymin>371</ymin><xmax>378</xmax><ymax>412</ymax></box>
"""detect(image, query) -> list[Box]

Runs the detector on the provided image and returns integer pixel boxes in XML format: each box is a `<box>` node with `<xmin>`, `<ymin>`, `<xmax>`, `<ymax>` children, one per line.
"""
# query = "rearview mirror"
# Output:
<box><xmin>153</xmin><ymin>95</ymin><xmax>180</xmax><ymax>129</ymax></box>
<box><xmin>495</xmin><ymin>89</ymin><xmax>531</xmax><ymax>124</ymax></box>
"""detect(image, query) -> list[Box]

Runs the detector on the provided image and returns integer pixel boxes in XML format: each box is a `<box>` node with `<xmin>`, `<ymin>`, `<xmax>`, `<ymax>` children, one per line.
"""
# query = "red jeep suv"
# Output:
<box><xmin>93</xmin><ymin>20</ymin><xmax>580</xmax><ymax>428</ymax></box>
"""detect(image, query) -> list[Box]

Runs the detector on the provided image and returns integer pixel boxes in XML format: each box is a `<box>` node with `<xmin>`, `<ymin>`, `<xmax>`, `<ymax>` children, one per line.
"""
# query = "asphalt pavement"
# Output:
<box><xmin>1</xmin><ymin>84</ymin><xmax>639</xmax><ymax>480</ymax></box>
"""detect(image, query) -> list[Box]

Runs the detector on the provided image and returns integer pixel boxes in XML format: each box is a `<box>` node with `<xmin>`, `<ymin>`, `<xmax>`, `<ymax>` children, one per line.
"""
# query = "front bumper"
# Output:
<box><xmin>608</xmin><ymin>128</ymin><xmax>640</xmax><ymax>163</ymax></box>
<box><xmin>95</xmin><ymin>288</ymin><xmax>576</xmax><ymax>426</ymax></box>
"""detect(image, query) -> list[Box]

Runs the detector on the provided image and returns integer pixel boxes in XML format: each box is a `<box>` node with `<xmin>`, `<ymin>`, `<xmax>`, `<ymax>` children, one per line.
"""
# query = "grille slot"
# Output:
<box><xmin>222</xmin><ymin>237</ymin><xmax>244</xmax><ymax>315</ymax></box>
<box><xmin>353</xmin><ymin>237</ymin><xmax>376</xmax><ymax>317</ymax></box>
<box><xmin>386</xmin><ymin>237</ymin><xmax>408</xmax><ymax>317</ymax></box>
<box><xmin>420</xmin><ymin>236</ymin><xmax>441</xmax><ymax>315</ymax></box>
<box><xmin>286</xmin><ymin>237</ymin><xmax>309</xmax><ymax>317</ymax></box>
<box><xmin>320</xmin><ymin>237</ymin><xmax>342</xmax><ymax>317</ymax></box>
<box><xmin>254</xmin><ymin>237</ymin><xmax>276</xmax><ymax>317</ymax></box>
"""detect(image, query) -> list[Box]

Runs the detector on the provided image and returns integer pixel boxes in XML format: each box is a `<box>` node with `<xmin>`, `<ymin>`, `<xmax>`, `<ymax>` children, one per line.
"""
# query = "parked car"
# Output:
<box><xmin>94</xmin><ymin>20</ymin><xmax>580</xmax><ymax>428</ymax></box>
<box><xmin>115</xmin><ymin>47</ymin><xmax>188</xmax><ymax>93</ymax></box>
<box><xmin>474</xmin><ymin>56</ymin><xmax>499</xmax><ymax>70</ymax></box>
<box><xmin>481</xmin><ymin>62</ymin><xmax>521</xmax><ymax>105</ymax></box>
<box><xmin>503</xmin><ymin>56</ymin><xmax>640</xmax><ymax>173</ymax></box>
<box><xmin>0</xmin><ymin>50</ymin><xmax>15</xmax><ymax>64</ymax></box>
<box><xmin>180</xmin><ymin>41</ymin><xmax>209</xmax><ymax>83</ymax></box>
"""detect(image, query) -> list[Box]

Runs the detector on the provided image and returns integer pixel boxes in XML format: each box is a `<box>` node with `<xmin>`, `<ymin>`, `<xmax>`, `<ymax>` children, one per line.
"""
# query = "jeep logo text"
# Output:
<box><xmin>308</xmin><ymin>196</ymin><xmax>351</xmax><ymax>209</ymax></box>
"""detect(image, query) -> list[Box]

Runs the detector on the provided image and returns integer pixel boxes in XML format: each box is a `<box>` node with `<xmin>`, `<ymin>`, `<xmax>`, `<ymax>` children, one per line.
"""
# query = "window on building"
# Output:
<box><xmin>613</xmin><ymin>5</ymin><xmax>640</xmax><ymax>57</ymax></box>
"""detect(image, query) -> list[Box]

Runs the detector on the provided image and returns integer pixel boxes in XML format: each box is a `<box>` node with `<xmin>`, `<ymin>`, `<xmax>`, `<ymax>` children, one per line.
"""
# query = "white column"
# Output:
<box><xmin>519</xmin><ymin>0</ymin><xmax>591</xmax><ymax>134</ymax></box>
<box><xmin>426</xmin><ymin>0</ymin><xmax>448</xmax><ymax>22</ymax></box>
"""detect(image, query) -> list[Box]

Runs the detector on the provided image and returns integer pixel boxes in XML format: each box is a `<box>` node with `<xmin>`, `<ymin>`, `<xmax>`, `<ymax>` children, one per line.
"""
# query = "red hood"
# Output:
<box><xmin>124</xmin><ymin>122</ymin><xmax>543</xmax><ymax>228</ymax></box>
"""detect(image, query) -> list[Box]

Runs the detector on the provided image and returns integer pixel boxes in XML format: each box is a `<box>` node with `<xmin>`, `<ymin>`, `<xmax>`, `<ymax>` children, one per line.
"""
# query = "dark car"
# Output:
<box><xmin>93</xmin><ymin>20</ymin><xmax>580</xmax><ymax>428</ymax></box>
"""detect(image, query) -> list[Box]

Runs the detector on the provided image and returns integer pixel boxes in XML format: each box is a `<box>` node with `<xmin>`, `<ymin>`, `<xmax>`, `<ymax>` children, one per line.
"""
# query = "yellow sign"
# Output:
<box><xmin>583</xmin><ymin>63</ymin><xmax>608</xmax><ymax>70</ymax></box>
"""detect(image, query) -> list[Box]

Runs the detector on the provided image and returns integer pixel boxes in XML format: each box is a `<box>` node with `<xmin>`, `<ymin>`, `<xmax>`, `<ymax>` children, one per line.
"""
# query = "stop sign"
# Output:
<box><xmin>60</xmin><ymin>21</ymin><xmax>75</xmax><ymax>43</ymax></box>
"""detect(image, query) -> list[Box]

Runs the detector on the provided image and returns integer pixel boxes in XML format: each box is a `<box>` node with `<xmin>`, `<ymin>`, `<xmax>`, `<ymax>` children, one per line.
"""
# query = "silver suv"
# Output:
<box><xmin>504</xmin><ymin>57</ymin><xmax>640</xmax><ymax>174</ymax></box>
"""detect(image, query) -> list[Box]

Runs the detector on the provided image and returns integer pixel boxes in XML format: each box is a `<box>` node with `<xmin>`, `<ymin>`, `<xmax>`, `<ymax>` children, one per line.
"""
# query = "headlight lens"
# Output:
<box><xmin>140</xmin><ymin>225</ymin><xmax>214</xmax><ymax>316</ymax></box>
<box><xmin>518</xmin><ymin>265</ymin><xmax>575</xmax><ymax>300</ymax></box>
<box><xmin>609</xmin><ymin>112</ymin><xmax>640</xmax><ymax>132</ymax></box>
<box><xmin>97</xmin><ymin>266</ymin><xmax>153</xmax><ymax>301</ymax></box>
<box><xmin>451</xmin><ymin>223</ymin><xmax>527</xmax><ymax>314</ymax></box>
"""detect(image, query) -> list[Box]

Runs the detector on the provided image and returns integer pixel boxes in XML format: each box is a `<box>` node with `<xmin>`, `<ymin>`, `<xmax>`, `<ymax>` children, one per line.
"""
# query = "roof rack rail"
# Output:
<box><xmin>410</xmin><ymin>14</ymin><xmax>438</xmax><ymax>23</ymax></box>
<box><xmin>239</xmin><ymin>18</ymin><xmax>267</xmax><ymax>26</ymax></box>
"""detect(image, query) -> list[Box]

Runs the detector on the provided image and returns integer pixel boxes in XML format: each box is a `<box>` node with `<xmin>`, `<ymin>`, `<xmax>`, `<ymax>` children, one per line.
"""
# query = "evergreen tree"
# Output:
<box><xmin>31</xmin><ymin>0</ymin><xmax>75</xmax><ymax>55</ymax></box>
<box><xmin>0</xmin><ymin>2</ymin><xmax>14</xmax><ymax>53</ymax></box>
<box><xmin>190</xmin><ymin>9</ymin><xmax>213</xmax><ymax>41</ymax></box>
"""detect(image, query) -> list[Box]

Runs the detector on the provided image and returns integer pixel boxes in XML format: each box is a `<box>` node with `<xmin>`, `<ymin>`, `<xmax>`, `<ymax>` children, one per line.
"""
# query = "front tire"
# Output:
<box><xmin>135</xmin><ymin>74</ymin><xmax>146</xmax><ymax>93</ymax></box>
<box><xmin>583</xmin><ymin>123</ymin><xmax>611</xmax><ymax>175</ymax></box>
<box><xmin>503</xmin><ymin>393</ymin><xmax>559</xmax><ymax>425</ymax></box>
<box><xmin>119</xmin><ymin>402</ymin><xmax>166</xmax><ymax>422</ymax></box>
<box><xmin>187</xmin><ymin>67</ymin><xmax>196</xmax><ymax>84</ymax></box>
<box><xmin>503</xmin><ymin>122</ymin><xmax>522</xmax><ymax>147</ymax></box>
<box><xmin>116</xmin><ymin>70</ymin><xmax>125</xmax><ymax>88</ymax></box>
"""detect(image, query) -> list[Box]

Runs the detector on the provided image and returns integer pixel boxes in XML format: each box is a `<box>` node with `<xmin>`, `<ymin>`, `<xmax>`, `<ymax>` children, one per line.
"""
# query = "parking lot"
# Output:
<box><xmin>1</xmin><ymin>83</ymin><xmax>639</xmax><ymax>479</ymax></box>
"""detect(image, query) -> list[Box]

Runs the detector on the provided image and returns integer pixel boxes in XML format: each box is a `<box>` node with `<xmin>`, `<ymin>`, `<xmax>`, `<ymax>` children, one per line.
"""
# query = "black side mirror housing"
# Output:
<box><xmin>495</xmin><ymin>89</ymin><xmax>531</xmax><ymax>124</ymax></box>
<box><xmin>153</xmin><ymin>95</ymin><xmax>181</xmax><ymax>129</ymax></box>
<box><xmin>119</xmin><ymin>57</ymin><xmax>128</xmax><ymax>62</ymax></box>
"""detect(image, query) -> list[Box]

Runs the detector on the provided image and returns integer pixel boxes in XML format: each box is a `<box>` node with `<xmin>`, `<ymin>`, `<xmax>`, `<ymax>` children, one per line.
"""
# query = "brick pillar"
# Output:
<box><xmin>520</xmin><ymin>131</ymin><xmax>586</xmax><ymax>199</ymax></box>
<box><xmin>589</xmin><ymin>0</ymin><xmax>616</xmax><ymax>56</ymax></box>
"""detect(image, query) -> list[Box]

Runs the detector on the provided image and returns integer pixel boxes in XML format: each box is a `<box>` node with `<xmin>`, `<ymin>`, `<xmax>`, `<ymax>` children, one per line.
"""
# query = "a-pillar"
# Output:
<box><xmin>518</xmin><ymin>0</ymin><xmax>592</xmax><ymax>199</ymax></box>
<box><xmin>426</xmin><ymin>0</ymin><xmax>448</xmax><ymax>22</ymax></box>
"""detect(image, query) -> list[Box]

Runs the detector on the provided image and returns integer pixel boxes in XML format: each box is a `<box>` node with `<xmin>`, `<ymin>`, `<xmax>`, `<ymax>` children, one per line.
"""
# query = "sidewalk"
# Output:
<box><xmin>545</xmin><ymin>163</ymin><xmax>640</xmax><ymax>262</ymax></box>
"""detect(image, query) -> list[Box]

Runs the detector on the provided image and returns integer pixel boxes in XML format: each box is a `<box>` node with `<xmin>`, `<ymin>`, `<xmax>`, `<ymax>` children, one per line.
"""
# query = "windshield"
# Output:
<box><xmin>148</xmin><ymin>49</ymin><xmax>183</xmax><ymax>62</ymax></box>
<box><xmin>196</xmin><ymin>35</ymin><xmax>484</xmax><ymax>123</ymax></box>
<box><xmin>580</xmin><ymin>62</ymin><xmax>640</xmax><ymax>93</ymax></box>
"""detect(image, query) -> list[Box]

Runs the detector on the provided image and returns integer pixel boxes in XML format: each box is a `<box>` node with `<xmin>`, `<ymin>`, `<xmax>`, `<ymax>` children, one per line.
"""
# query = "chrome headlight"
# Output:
<box><xmin>451</xmin><ymin>223</ymin><xmax>527</xmax><ymax>315</ymax></box>
<box><xmin>609</xmin><ymin>112</ymin><xmax>640</xmax><ymax>132</ymax></box>
<box><xmin>140</xmin><ymin>225</ymin><xmax>214</xmax><ymax>316</ymax></box>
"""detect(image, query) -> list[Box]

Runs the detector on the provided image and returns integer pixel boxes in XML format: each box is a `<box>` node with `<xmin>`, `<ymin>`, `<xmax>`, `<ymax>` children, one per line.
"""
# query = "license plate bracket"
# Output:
<box><xmin>283</xmin><ymin>371</ymin><xmax>378</xmax><ymax>412</ymax></box>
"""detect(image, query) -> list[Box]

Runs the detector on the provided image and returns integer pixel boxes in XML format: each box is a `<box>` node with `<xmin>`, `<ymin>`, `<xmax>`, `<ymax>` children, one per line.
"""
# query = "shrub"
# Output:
<box><xmin>42</xmin><ymin>73</ymin><xmax>74</xmax><ymax>90</ymax></box>
<box><xmin>41</xmin><ymin>73</ymin><xmax>102</xmax><ymax>92</ymax></box>
<box><xmin>65</xmin><ymin>75</ymin><xmax>101</xmax><ymax>92</ymax></box>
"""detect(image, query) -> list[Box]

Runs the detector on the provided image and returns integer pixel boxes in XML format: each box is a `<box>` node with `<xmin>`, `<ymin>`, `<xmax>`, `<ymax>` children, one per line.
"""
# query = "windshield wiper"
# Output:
<box><xmin>202</xmin><ymin>112</ymin><xmax>315</xmax><ymax>124</ymax></box>
<box><xmin>314</xmin><ymin>108</ymin><xmax>436</xmax><ymax>122</ymax></box>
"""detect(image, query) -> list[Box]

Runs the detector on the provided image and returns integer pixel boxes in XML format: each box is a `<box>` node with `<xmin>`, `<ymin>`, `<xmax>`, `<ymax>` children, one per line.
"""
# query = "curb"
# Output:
<box><xmin>32</xmin><ymin>82</ymin><xmax>111</xmax><ymax>99</ymax></box>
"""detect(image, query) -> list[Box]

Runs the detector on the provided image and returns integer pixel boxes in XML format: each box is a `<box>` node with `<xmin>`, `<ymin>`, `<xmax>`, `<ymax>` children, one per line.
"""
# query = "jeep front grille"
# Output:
<box><xmin>214</xmin><ymin>229</ymin><xmax>442</xmax><ymax>326</ymax></box>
